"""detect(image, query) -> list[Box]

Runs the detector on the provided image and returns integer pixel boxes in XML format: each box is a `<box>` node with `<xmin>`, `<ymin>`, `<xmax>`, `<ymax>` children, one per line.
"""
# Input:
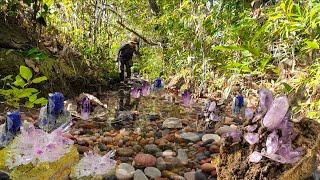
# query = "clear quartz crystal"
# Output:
<box><xmin>73</xmin><ymin>151</ymin><xmax>116</xmax><ymax>178</ymax></box>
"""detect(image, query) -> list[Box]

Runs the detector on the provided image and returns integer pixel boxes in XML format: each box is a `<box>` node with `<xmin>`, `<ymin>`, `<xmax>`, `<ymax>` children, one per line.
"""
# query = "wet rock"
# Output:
<box><xmin>163</xmin><ymin>157</ymin><xmax>183</xmax><ymax>170</ymax></box>
<box><xmin>144</xmin><ymin>144</ymin><xmax>161</xmax><ymax>155</ymax></box>
<box><xmin>156</xmin><ymin>151</ymin><xmax>163</xmax><ymax>157</ymax></box>
<box><xmin>195</xmin><ymin>153</ymin><xmax>207</xmax><ymax>161</ymax></box>
<box><xmin>132</xmin><ymin>144</ymin><xmax>142</xmax><ymax>152</ymax></box>
<box><xmin>201</xmin><ymin>134</ymin><xmax>220</xmax><ymax>143</ymax></box>
<box><xmin>162</xmin><ymin>150</ymin><xmax>176</xmax><ymax>158</ymax></box>
<box><xmin>194</xmin><ymin>171</ymin><xmax>207</xmax><ymax>180</ymax></box>
<box><xmin>76</xmin><ymin>145</ymin><xmax>90</xmax><ymax>154</ymax></box>
<box><xmin>134</xmin><ymin>153</ymin><xmax>157</xmax><ymax>168</ymax></box>
<box><xmin>0</xmin><ymin>171</ymin><xmax>10</xmax><ymax>180</ymax></box>
<box><xmin>177</xmin><ymin>149</ymin><xmax>188</xmax><ymax>165</ymax></box>
<box><xmin>156</xmin><ymin>157</ymin><xmax>167</xmax><ymax>170</ymax></box>
<box><xmin>148</xmin><ymin>112</ymin><xmax>160</xmax><ymax>121</ymax></box>
<box><xmin>117</xmin><ymin>148</ymin><xmax>134</xmax><ymax>157</ymax></box>
<box><xmin>116</xmin><ymin>111</ymin><xmax>134</xmax><ymax>122</ymax></box>
<box><xmin>155</xmin><ymin>131</ymin><xmax>162</xmax><ymax>139</ymax></box>
<box><xmin>162</xmin><ymin>118</ymin><xmax>182</xmax><ymax>129</ymax></box>
<box><xmin>118</xmin><ymin>157</ymin><xmax>133</xmax><ymax>163</ymax></box>
<box><xmin>200</xmin><ymin>163</ymin><xmax>215</xmax><ymax>173</ymax></box>
<box><xmin>162</xmin><ymin>129</ymin><xmax>171</xmax><ymax>137</ymax></box>
<box><xmin>155</xmin><ymin>138</ymin><xmax>170</xmax><ymax>149</ymax></box>
<box><xmin>180</xmin><ymin>132</ymin><xmax>200</xmax><ymax>142</ymax></box>
<box><xmin>115</xmin><ymin>163</ymin><xmax>135</xmax><ymax>180</ymax></box>
<box><xmin>144</xmin><ymin>167</ymin><xmax>162</xmax><ymax>179</ymax></box>
<box><xmin>98</xmin><ymin>143</ymin><xmax>108</xmax><ymax>151</ymax></box>
<box><xmin>134</xmin><ymin>169</ymin><xmax>148</xmax><ymax>180</ymax></box>
<box><xmin>200</xmin><ymin>158</ymin><xmax>211</xmax><ymax>165</ymax></box>
<box><xmin>209</xmin><ymin>144</ymin><xmax>220</xmax><ymax>154</ymax></box>
<box><xmin>102</xmin><ymin>136</ymin><xmax>113</xmax><ymax>144</ymax></box>
<box><xmin>184</xmin><ymin>171</ymin><xmax>195</xmax><ymax>180</ymax></box>
<box><xmin>162</xmin><ymin>170</ymin><xmax>185</xmax><ymax>180</ymax></box>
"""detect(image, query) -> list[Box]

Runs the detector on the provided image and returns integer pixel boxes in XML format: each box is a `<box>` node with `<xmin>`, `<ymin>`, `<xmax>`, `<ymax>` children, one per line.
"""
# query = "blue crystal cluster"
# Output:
<box><xmin>0</xmin><ymin>111</ymin><xmax>21</xmax><ymax>147</ymax></box>
<box><xmin>39</xmin><ymin>92</ymin><xmax>71</xmax><ymax>132</ymax></box>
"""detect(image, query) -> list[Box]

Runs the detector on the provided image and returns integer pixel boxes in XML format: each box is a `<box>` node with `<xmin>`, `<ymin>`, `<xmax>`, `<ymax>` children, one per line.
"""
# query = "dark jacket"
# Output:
<box><xmin>117</xmin><ymin>43</ymin><xmax>139</xmax><ymax>62</ymax></box>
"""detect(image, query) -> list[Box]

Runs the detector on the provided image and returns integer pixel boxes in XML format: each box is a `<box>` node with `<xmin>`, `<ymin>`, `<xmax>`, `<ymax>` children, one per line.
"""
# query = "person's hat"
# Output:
<box><xmin>129</xmin><ymin>37</ymin><xmax>139</xmax><ymax>44</ymax></box>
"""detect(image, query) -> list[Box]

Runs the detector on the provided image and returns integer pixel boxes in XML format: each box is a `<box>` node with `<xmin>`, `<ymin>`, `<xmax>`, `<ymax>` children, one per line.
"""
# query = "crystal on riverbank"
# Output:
<box><xmin>70</xmin><ymin>151</ymin><xmax>116</xmax><ymax>178</ymax></box>
<box><xmin>39</xmin><ymin>92</ymin><xmax>71</xmax><ymax>132</ymax></box>
<box><xmin>81</xmin><ymin>96</ymin><xmax>91</xmax><ymax>120</ymax></box>
<box><xmin>0</xmin><ymin>112</ymin><xmax>21</xmax><ymax>147</ymax></box>
<box><xmin>4</xmin><ymin>123</ymin><xmax>74</xmax><ymax>169</ymax></box>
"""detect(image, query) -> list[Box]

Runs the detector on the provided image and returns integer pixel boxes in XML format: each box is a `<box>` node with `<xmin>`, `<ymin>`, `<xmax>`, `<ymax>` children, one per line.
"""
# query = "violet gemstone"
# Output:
<box><xmin>182</xmin><ymin>90</ymin><xmax>191</xmax><ymax>106</ymax></box>
<box><xmin>209</xmin><ymin>113</ymin><xmax>220</xmax><ymax>121</ymax></box>
<box><xmin>208</xmin><ymin>101</ymin><xmax>216</xmax><ymax>112</ymax></box>
<box><xmin>249</xmin><ymin>151</ymin><xmax>262</xmax><ymax>163</ymax></box>
<box><xmin>258</xmin><ymin>88</ymin><xmax>273</xmax><ymax>112</ymax></box>
<box><xmin>246</xmin><ymin>124</ymin><xmax>258</xmax><ymax>132</ymax></box>
<box><xmin>6</xmin><ymin>111</ymin><xmax>21</xmax><ymax>134</ymax></box>
<box><xmin>141</xmin><ymin>82</ymin><xmax>150</xmax><ymax>96</ymax></box>
<box><xmin>262</xmin><ymin>96</ymin><xmax>289</xmax><ymax>129</ymax></box>
<box><xmin>266</xmin><ymin>131</ymin><xmax>279</xmax><ymax>154</ymax></box>
<box><xmin>245</xmin><ymin>108</ymin><xmax>254</xmax><ymax>120</ymax></box>
<box><xmin>48</xmin><ymin>92</ymin><xmax>65</xmax><ymax>117</ymax></box>
<box><xmin>244</xmin><ymin>133</ymin><xmax>259</xmax><ymax>145</ymax></box>
<box><xmin>81</xmin><ymin>96</ymin><xmax>91</xmax><ymax>120</ymax></box>
<box><xmin>131</xmin><ymin>87</ymin><xmax>141</xmax><ymax>99</ymax></box>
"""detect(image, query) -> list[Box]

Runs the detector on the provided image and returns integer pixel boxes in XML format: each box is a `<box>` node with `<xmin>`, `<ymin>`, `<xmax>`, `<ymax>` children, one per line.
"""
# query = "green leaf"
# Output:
<box><xmin>16</xmin><ymin>88</ymin><xmax>38</xmax><ymax>98</ymax></box>
<box><xmin>20</xmin><ymin>66</ymin><xmax>33</xmax><ymax>81</ymax></box>
<box><xmin>1</xmin><ymin>75</ymin><xmax>13</xmax><ymax>81</ymax></box>
<box><xmin>13</xmin><ymin>75</ymin><xmax>26</xmax><ymax>87</ymax></box>
<box><xmin>282</xmin><ymin>83</ymin><xmax>293</xmax><ymax>93</ymax></box>
<box><xmin>29</xmin><ymin>93</ymin><xmax>38</xmax><ymax>102</ymax></box>
<box><xmin>25</xmin><ymin>101</ymin><xmax>34</xmax><ymax>108</ymax></box>
<box><xmin>305</xmin><ymin>40</ymin><xmax>319</xmax><ymax>50</ymax></box>
<box><xmin>34</xmin><ymin>98</ymin><xmax>48</xmax><ymax>105</ymax></box>
<box><xmin>32</xmin><ymin>76</ymin><xmax>47</xmax><ymax>83</ymax></box>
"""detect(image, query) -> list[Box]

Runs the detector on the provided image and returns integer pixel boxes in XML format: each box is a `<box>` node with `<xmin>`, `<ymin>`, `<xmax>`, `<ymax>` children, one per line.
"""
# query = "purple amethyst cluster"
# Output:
<box><xmin>131</xmin><ymin>81</ymin><xmax>151</xmax><ymax>99</ymax></box>
<box><xmin>245</xmin><ymin>89</ymin><xmax>302</xmax><ymax>164</ymax></box>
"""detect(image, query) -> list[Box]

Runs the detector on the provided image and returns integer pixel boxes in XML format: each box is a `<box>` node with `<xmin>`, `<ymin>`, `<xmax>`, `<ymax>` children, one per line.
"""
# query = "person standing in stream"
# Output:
<box><xmin>117</xmin><ymin>37</ymin><xmax>140</xmax><ymax>83</ymax></box>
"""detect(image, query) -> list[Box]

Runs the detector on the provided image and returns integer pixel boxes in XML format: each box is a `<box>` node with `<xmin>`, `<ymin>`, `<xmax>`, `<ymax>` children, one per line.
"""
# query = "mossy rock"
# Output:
<box><xmin>0</xmin><ymin>145</ymin><xmax>79</xmax><ymax>180</ymax></box>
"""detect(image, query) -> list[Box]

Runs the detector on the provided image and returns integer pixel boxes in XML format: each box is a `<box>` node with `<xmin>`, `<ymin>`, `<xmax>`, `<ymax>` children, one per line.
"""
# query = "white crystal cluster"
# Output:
<box><xmin>72</xmin><ymin>151</ymin><xmax>116</xmax><ymax>178</ymax></box>
<box><xmin>6</xmin><ymin>123</ymin><xmax>73</xmax><ymax>169</ymax></box>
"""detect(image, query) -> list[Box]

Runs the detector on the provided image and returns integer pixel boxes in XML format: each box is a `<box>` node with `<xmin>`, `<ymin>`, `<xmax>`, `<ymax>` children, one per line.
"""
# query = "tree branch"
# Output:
<box><xmin>116</xmin><ymin>20</ymin><xmax>159</xmax><ymax>46</ymax></box>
